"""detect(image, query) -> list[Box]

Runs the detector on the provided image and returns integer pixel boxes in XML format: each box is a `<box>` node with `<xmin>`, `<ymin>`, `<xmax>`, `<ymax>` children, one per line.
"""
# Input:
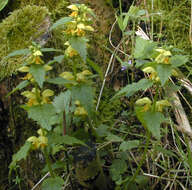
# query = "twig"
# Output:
<box><xmin>31</xmin><ymin>172</ymin><xmax>50</xmax><ymax>190</ymax></box>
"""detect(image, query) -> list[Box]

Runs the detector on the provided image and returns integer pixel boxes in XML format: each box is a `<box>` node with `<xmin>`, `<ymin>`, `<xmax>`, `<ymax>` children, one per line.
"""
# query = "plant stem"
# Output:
<box><xmin>44</xmin><ymin>148</ymin><xmax>54</xmax><ymax>177</ymax></box>
<box><xmin>65</xmin><ymin>151</ymin><xmax>75</xmax><ymax>190</ymax></box>
<box><xmin>122</xmin><ymin>130</ymin><xmax>150</xmax><ymax>187</ymax></box>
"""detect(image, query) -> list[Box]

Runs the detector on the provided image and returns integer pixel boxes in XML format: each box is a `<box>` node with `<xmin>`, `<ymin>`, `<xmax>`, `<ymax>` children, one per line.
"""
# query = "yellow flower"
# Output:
<box><xmin>81</xmin><ymin>70</ymin><xmax>92</xmax><ymax>76</ymax></box>
<box><xmin>76</xmin><ymin>28</ymin><xmax>85</xmax><ymax>36</ymax></box>
<box><xmin>75</xmin><ymin>100</ymin><xmax>81</xmax><ymax>106</ymax></box>
<box><xmin>65</xmin><ymin>46</ymin><xmax>78</xmax><ymax>57</ymax></box>
<box><xmin>67</xmin><ymin>4</ymin><xmax>79</xmax><ymax>11</ymax></box>
<box><xmin>60</xmin><ymin>72</ymin><xmax>75</xmax><ymax>81</ymax></box>
<box><xmin>155</xmin><ymin>49</ymin><xmax>171</xmax><ymax>64</ymax></box>
<box><xmin>76</xmin><ymin>72</ymin><xmax>86</xmax><ymax>82</ymax></box>
<box><xmin>21</xmin><ymin>89</ymin><xmax>40</xmax><ymax>106</ymax></box>
<box><xmin>156</xmin><ymin>100</ymin><xmax>171</xmax><ymax>112</ymax></box>
<box><xmin>70</xmin><ymin>11</ymin><xmax>78</xmax><ymax>17</ymax></box>
<box><xmin>39</xmin><ymin>136</ymin><xmax>48</xmax><ymax>148</ymax></box>
<box><xmin>135</xmin><ymin>97</ymin><xmax>152</xmax><ymax>106</ymax></box>
<box><xmin>27</xmin><ymin>136</ymin><xmax>40</xmax><ymax>149</ymax></box>
<box><xmin>18</xmin><ymin>66</ymin><xmax>29</xmax><ymax>72</ymax></box>
<box><xmin>41</xmin><ymin>89</ymin><xmax>54</xmax><ymax>104</ymax></box>
<box><xmin>44</xmin><ymin>65</ymin><xmax>52</xmax><ymax>71</ymax></box>
<box><xmin>33</xmin><ymin>50</ymin><xmax>42</xmax><ymax>56</ymax></box>
<box><xmin>74</xmin><ymin>106</ymin><xmax>88</xmax><ymax>116</ymax></box>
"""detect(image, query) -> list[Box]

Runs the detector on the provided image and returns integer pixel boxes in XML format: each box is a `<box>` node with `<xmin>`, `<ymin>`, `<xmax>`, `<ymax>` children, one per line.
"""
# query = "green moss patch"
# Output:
<box><xmin>0</xmin><ymin>5</ymin><xmax>50</xmax><ymax>80</ymax></box>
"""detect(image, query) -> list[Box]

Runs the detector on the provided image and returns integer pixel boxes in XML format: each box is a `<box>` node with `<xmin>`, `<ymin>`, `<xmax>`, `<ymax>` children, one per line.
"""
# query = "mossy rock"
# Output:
<box><xmin>0</xmin><ymin>5</ymin><xmax>50</xmax><ymax>81</ymax></box>
<box><xmin>10</xmin><ymin>0</ymin><xmax>69</xmax><ymax>19</ymax></box>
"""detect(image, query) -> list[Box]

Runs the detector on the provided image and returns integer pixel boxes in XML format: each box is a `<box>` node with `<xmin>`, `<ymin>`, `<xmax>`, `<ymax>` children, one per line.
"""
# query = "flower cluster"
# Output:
<box><xmin>136</xmin><ymin>97</ymin><xmax>171</xmax><ymax>112</ymax></box>
<box><xmin>60</xmin><ymin>69</ymin><xmax>92</xmax><ymax>83</ymax></box>
<box><xmin>142</xmin><ymin>48</ymin><xmax>176</xmax><ymax>82</ymax></box>
<box><xmin>66</xmin><ymin>4</ymin><xmax>94</xmax><ymax>37</ymax></box>
<box><xmin>17</xmin><ymin>44</ymin><xmax>54</xmax><ymax>106</ymax></box>
<box><xmin>27</xmin><ymin>129</ymin><xmax>48</xmax><ymax>150</ymax></box>
<box><xmin>18</xmin><ymin>45</ymin><xmax>52</xmax><ymax>82</ymax></box>
<box><xmin>21</xmin><ymin>88</ymin><xmax>54</xmax><ymax>106</ymax></box>
<box><xmin>63</xmin><ymin>4</ymin><xmax>94</xmax><ymax>58</ymax></box>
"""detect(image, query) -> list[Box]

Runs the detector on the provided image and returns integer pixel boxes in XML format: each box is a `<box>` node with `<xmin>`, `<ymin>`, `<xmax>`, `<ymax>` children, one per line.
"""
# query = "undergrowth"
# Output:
<box><xmin>1</xmin><ymin>0</ymin><xmax>192</xmax><ymax>190</ymax></box>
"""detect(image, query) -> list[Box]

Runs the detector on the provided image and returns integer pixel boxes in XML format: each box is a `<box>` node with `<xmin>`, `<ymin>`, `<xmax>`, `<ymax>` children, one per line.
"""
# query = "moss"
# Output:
<box><xmin>98</xmin><ymin>88</ymin><xmax>122</xmax><ymax>125</ymax></box>
<box><xmin>10</xmin><ymin>0</ymin><xmax>69</xmax><ymax>19</ymax></box>
<box><xmin>0</xmin><ymin>5</ymin><xmax>50</xmax><ymax>81</ymax></box>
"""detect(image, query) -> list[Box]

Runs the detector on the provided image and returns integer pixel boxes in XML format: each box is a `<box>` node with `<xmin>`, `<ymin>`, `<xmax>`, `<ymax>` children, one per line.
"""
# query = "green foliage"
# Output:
<box><xmin>135</xmin><ymin>107</ymin><xmax>165</xmax><ymax>140</ymax></box>
<box><xmin>119</xmin><ymin>140</ymin><xmax>140</xmax><ymax>151</ymax></box>
<box><xmin>113</xmin><ymin>78</ymin><xmax>153</xmax><ymax>99</ymax></box>
<box><xmin>0</xmin><ymin>0</ymin><xmax>8</xmax><ymax>11</ymax></box>
<box><xmin>26</xmin><ymin>104</ymin><xmax>57</xmax><ymax>131</ymax></box>
<box><xmin>9</xmin><ymin>142</ymin><xmax>31</xmax><ymax>171</ymax></box>
<box><xmin>110</xmin><ymin>159</ymin><xmax>127</xmax><ymax>182</ymax></box>
<box><xmin>69</xmin><ymin>37</ymin><xmax>88</xmax><ymax>62</ymax></box>
<box><xmin>53</xmin><ymin>91</ymin><xmax>71</xmax><ymax>113</ymax></box>
<box><xmin>71</xmin><ymin>84</ymin><xmax>94</xmax><ymax>116</ymax></box>
<box><xmin>50</xmin><ymin>17</ymin><xmax>73</xmax><ymax>30</ymax></box>
<box><xmin>156</xmin><ymin>64</ymin><xmax>172</xmax><ymax>85</ymax></box>
<box><xmin>7</xmin><ymin>80</ymin><xmax>29</xmax><ymax>96</ymax></box>
<box><xmin>134</xmin><ymin>37</ymin><xmax>157</xmax><ymax>59</ymax></box>
<box><xmin>49</xmin><ymin>133</ymin><xmax>86</xmax><ymax>146</ymax></box>
<box><xmin>42</xmin><ymin>177</ymin><xmax>64</xmax><ymax>190</ymax></box>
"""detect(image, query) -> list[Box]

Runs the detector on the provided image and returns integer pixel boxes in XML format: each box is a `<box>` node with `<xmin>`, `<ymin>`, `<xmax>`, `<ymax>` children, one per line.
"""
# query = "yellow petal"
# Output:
<box><xmin>135</xmin><ymin>97</ymin><xmax>152</xmax><ymax>106</ymax></box>
<box><xmin>33</xmin><ymin>50</ymin><xmax>42</xmax><ymax>56</ymax></box>
<box><xmin>81</xmin><ymin>70</ymin><xmax>92</xmax><ymax>75</ymax></box>
<box><xmin>42</xmin><ymin>89</ymin><xmax>54</xmax><ymax>98</ymax></box>
<box><xmin>84</xmin><ymin>25</ymin><xmax>94</xmax><ymax>31</ymax></box>
<box><xmin>77</xmin><ymin>23</ymin><xmax>86</xmax><ymax>29</ymax></box>
<box><xmin>18</xmin><ymin>66</ymin><xmax>29</xmax><ymax>72</ymax></box>
<box><xmin>75</xmin><ymin>100</ymin><xmax>81</xmax><ymax>106</ymax></box>
<box><xmin>156</xmin><ymin>100</ymin><xmax>171</xmax><ymax>112</ymax></box>
<box><xmin>67</xmin><ymin>4</ymin><xmax>78</xmax><ymax>11</ymax></box>
<box><xmin>21</xmin><ymin>91</ymin><xmax>35</xmax><ymax>99</ymax></box>
<box><xmin>37</xmin><ymin>128</ymin><xmax>44</xmax><ymax>136</ymax></box>
<box><xmin>44</xmin><ymin>65</ymin><xmax>53</xmax><ymax>71</ymax></box>
<box><xmin>74</xmin><ymin>106</ymin><xmax>88</xmax><ymax>116</ymax></box>
<box><xmin>142</xmin><ymin>67</ymin><xmax>156</xmax><ymax>74</ymax></box>
<box><xmin>39</xmin><ymin>136</ymin><xmax>48</xmax><ymax>148</ymax></box>
<box><xmin>60</xmin><ymin>72</ymin><xmax>75</xmax><ymax>81</ymax></box>
<box><xmin>76</xmin><ymin>73</ymin><xmax>85</xmax><ymax>82</ymax></box>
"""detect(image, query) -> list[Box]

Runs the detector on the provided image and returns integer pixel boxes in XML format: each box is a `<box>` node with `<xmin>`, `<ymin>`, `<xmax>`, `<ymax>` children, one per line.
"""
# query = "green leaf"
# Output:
<box><xmin>113</xmin><ymin>79</ymin><xmax>153</xmax><ymax>99</ymax></box>
<box><xmin>71</xmin><ymin>84</ymin><xmax>94</xmax><ymax>116</ymax></box>
<box><xmin>119</xmin><ymin>140</ymin><xmax>140</xmax><ymax>151</ymax></box>
<box><xmin>87</xmin><ymin>58</ymin><xmax>103</xmax><ymax>80</ymax></box>
<box><xmin>49</xmin><ymin>133</ymin><xmax>86</xmax><ymax>146</ymax></box>
<box><xmin>41</xmin><ymin>48</ymin><xmax>62</xmax><ymax>52</ymax></box>
<box><xmin>6</xmin><ymin>80</ymin><xmax>29</xmax><ymax>97</ymax></box>
<box><xmin>5</xmin><ymin>49</ymin><xmax>30</xmax><ymax>59</ymax></box>
<box><xmin>9</xmin><ymin>142</ymin><xmax>31</xmax><ymax>171</ymax></box>
<box><xmin>110</xmin><ymin>159</ymin><xmax>127</xmax><ymax>181</ymax></box>
<box><xmin>96</xmin><ymin>124</ymin><xmax>109</xmax><ymax>137</ymax></box>
<box><xmin>0</xmin><ymin>0</ymin><xmax>8</xmax><ymax>11</ymax></box>
<box><xmin>53</xmin><ymin>90</ymin><xmax>71</xmax><ymax>113</ymax></box>
<box><xmin>106</xmin><ymin>134</ymin><xmax>123</xmax><ymax>142</ymax></box>
<box><xmin>134</xmin><ymin>37</ymin><xmax>156</xmax><ymax>59</ymax></box>
<box><xmin>27</xmin><ymin>104</ymin><xmax>56</xmax><ymax>130</ymax></box>
<box><xmin>46</xmin><ymin>77</ymin><xmax>72</xmax><ymax>85</ymax></box>
<box><xmin>136</xmin><ymin>108</ymin><xmax>165</xmax><ymax>139</ymax></box>
<box><xmin>69</xmin><ymin>37</ymin><xmax>88</xmax><ymax>61</ymax></box>
<box><xmin>156</xmin><ymin>64</ymin><xmax>172</xmax><ymax>85</ymax></box>
<box><xmin>50</xmin><ymin>17</ymin><xmax>73</xmax><ymax>30</ymax></box>
<box><xmin>42</xmin><ymin>177</ymin><xmax>64</xmax><ymax>190</ymax></box>
<box><xmin>170</xmin><ymin>55</ymin><xmax>188</xmax><ymax>67</ymax></box>
<box><xmin>135</xmin><ymin>175</ymin><xmax>149</xmax><ymax>187</ymax></box>
<box><xmin>29</xmin><ymin>64</ymin><xmax>45</xmax><ymax>88</ymax></box>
